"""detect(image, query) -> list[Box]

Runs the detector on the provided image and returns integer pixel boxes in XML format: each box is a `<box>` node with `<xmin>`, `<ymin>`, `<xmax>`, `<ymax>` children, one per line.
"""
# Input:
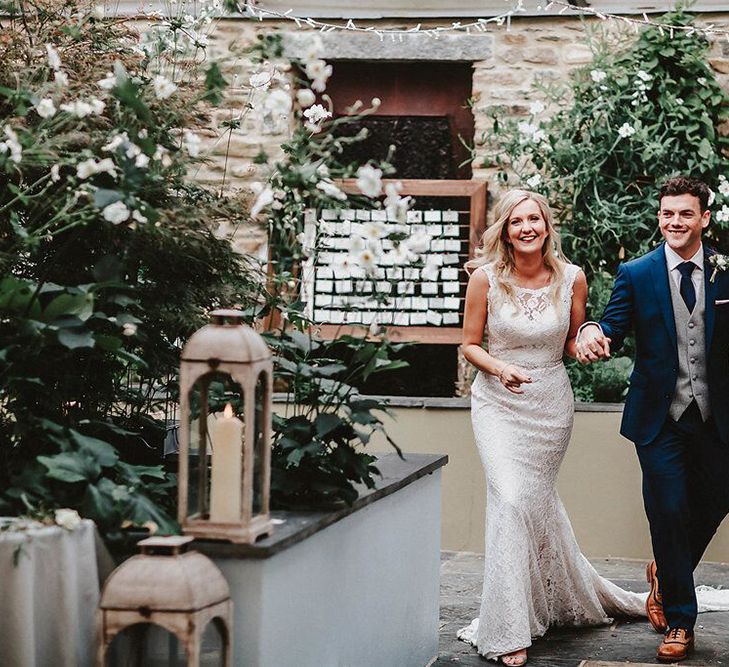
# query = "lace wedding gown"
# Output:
<box><xmin>457</xmin><ymin>263</ymin><xmax>729</xmax><ymax>660</ymax></box>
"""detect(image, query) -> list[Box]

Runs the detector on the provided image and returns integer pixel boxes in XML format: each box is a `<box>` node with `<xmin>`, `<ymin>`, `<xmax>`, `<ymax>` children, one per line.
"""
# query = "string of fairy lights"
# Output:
<box><xmin>235</xmin><ymin>0</ymin><xmax>729</xmax><ymax>41</ymax></box>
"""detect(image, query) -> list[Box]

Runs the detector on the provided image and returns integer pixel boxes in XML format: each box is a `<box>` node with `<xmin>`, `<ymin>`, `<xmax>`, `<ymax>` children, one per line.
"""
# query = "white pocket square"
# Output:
<box><xmin>716</xmin><ymin>299</ymin><xmax>729</xmax><ymax>306</ymax></box>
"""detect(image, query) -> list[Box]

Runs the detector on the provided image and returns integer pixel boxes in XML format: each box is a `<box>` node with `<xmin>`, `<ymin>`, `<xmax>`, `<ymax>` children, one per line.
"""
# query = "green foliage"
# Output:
<box><xmin>266</xmin><ymin>328</ymin><xmax>407</xmax><ymax>507</ymax></box>
<box><xmin>483</xmin><ymin>10</ymin><xmax>729</xmax><ymax>400</ymax></box>
<box><xmin>0</xmin><ymin>0</ymin><xmax>259</xmax><ymax>541</ymax></box>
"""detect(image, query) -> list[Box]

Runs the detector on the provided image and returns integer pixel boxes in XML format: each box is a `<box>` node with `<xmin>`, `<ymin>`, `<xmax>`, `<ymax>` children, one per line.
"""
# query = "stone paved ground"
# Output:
<box><xmin>437</xmin><ymin>552</ymin><xmax>729</xmax><ymax>666</ymax></box>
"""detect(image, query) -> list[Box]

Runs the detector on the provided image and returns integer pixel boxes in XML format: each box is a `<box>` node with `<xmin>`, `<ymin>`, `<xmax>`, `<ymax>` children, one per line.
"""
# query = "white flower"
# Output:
<box><xmin>250</xmin><ymin>184</ymin><xmax>274</xmax><ymax>216</ymax></box>
<box><xmin>54</xmin><ymin>508</ymin><xmax>81</xmax><ymax>530</ymax></box>
<box><xmin>135</xmin><ymin>153</ymin><xmax>150</xmax><ymax>169</ymax></box>
<box><xmin>526</xmin><ymin>173</ymin><xmax>542</xmax><ymax>188</ymax></box>
<box><xmin>98</xmin><ymin>72</ymin><xmax>117</xmax><ymax>90</ymax></box>
<box><xmin>347</xmin><ymin>235</ymin><xmax>366</xmax><ymax>254</ymax></box>
<box><xmin>249</xmin><ymin>71</ymin><xmax>273</xmax><ymax>90</ymax></box>
<box><xmin>357</xmin><ymin>248</ymin><xmax>378</xmax><ymax>273</ymax></box>
<box><xmin>371</xmin><ymin>97</ymin><xmax>381</xmax><ymax>108</ymax></box>
<box><xmin>316</xmin><ymin>179</ymin><xmax>347</xmax><ymax>201</ymax></box>
<box><xmin>407</xmin><ymin>230</ymin><xmax>433</xmax><ymax>255</ymax></box>
<box><xmin>0</xmin><ymin>126</ymin><xmax>22</xmax><ymax>163</ymax></box>
<box><xmin>716</xmin><ymin>205</ymin><xmax>729</xmax><ymax>223</ymax></box>
<box><xmin>617</xmin><ymin>122</ymin><xmax>636</xmax><ymax>139</ymax></box>
<box><xmin>54</xmin><ymin>71</ymin><xmax>69</xmax><ymax>87</ymax></box>
<box><xmin>122</xmin><ymin>322</ymin><xmax>138</xmax><ymax>336</ymax></box>
<box><xmin>153</xmin><ymin>75</ymin><xmax>177</xmax><ymax>100</ymax></box>
<box><xmin>154</xmin><ymin>144</ymin><xmax>172</xmax><ymax>167</ymax></box>
<box><xmin>708</xmin><ymin>189</ymin><xmax>716</xmax><ymax>207</ymax></box>
<box><xmin>518</xmin><ymin>121</ymin><xmax>538</xmax><ymax>137</ymax></box>
<box><xmin>356</xmin><ymin>165</ymin><xmax>383</xmax><ymax>198</ymax></box>
<box><xmin>50</xmin><ymin>164</ymin><xmax>61</xmax><ymax>182</ymax></box>
<box><xmin>46</xmin><ymin>43</ymin><xmax>62</xmax><ymax>71</ymax></box>
<box><xmin>76</xmin><ymin>158</ymin><xmax>98</xmax><ymax>179</ymax></box>
<box><xmin>590</xmin><ymin>69</ymin><xmax>607</xmax><ymax>83</ymax></box>
<box><xmin>102</xmin><ymin>201</ymin><xmax>131</xmax><ymax>224</ymax></box>
<box><xmin>421</xmin><ymin>261</ymin><xmax>440</xmax><ymax>281</ymax></box>
<box><xmin>698</xmin><ymin>77</ymin><xmax>707</xmax><ymax>86</ymax></box>
<box><xmin>305</xmin><ymin>59</ymin><xmax>332</xmax><ymax>93</ymax></box>
<box><xmin>636</xmin><ymin>70</ymin><xmax>652</xmax><ymax>82</ymax></box>
<box><xmin>719</xmin><ymin>175</ymin><xmax>729</xmax><ymax>196</ymax></box>
<box><xmin>388</xmin><ymin>242</ymin><xmax>417</xmax><ymax>265</ymax></box>
<box><xmin>362</xmin><ymin>220</ymin><xmax>387</xmax><ymax>240</ymax></box>
<box><xmin>263</xmin><ymin>89</ymin><xmax>293</xmax><ymax>118</ymax></box>
<box><xmin>102</xmin><ymin>132</ymin><xmax>129</xmax><ymax>153</ymax></box>
<box><xmin>532</xmin><ymin>128</ymin><xmax>546</xmax><ymax>143</ymax></box>
<box><xmin>92</xmin><ymin>4</ymin><xmax>105</xmax><ymax>19</ymax></box>
<box><xmin>296</xmin><ymin>88</ymin><xmax>316</xmax><ymax>108</ymax></box>
<box><xmin>303</xmin><ymin>103</ymin><xmax>332</xmax><ymax>132</ymax></box>
<box><xmin>35</xmin><ymin>98</ymin><xmax>57</xmax><ymax>118</ymax></box>
<box><xmin>90</xmin><ymin>98</ymin><xmax>106</xmax><ymax>115</ymax></box>
<box><xmin>301</xmin><ymin>36</ymin><xmax>325</xmax><ymax>63</ymax></box>
<box><xmin>183</xmin><ymin>131</ymin><xmax>201</xmax><ymax>157</ymax></box>
<box><xmin>383</xmin><ymin>182</ymin><xmax>411</xmax><ymax>223</ymax></box>
<box><xmin>529</xmin><ymin>100</ymin><xmax>545</xmax><ymax>115</ymax></box>
<box><xmin>132</xmin><ymin>209</ymin><xmax>147</xmax><ymax>224</ymax></box>
<box><xmin>96</xmin><ymin>158</ymin><xmax>116</xmax><ymax>177</ymax></box>
<box><xmin>60</xmin><ymin>100</ymin><xmax>99</xmax><ymax>118</ymax></box>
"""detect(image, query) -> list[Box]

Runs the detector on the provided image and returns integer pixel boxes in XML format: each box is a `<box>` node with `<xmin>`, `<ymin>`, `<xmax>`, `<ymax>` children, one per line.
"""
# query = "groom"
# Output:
<box><xmin>577</xmin><ymin>176</ymin><xmax>729</xmax><ymax>662</ymax></box>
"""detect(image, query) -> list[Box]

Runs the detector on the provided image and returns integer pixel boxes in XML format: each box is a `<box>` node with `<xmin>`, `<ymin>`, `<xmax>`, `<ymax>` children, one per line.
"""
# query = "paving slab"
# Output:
<box><xmin>437</xmin><ymin>552</ymin><xmax>729</xmax><ymax>666</ymax></box>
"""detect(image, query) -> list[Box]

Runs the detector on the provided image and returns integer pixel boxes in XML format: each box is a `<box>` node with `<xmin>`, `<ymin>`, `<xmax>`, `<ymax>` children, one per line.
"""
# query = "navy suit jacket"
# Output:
<box><xmin>599</xmin><ymin>243</ymin><xmax>729</xmax><ymax>446</ymax></box>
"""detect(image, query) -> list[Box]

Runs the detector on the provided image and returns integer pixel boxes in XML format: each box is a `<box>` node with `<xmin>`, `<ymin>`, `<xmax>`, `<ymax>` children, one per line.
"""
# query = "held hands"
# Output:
<box><xmin>576</xmin><ymin>325</ymin><xmax>611</xmax><ymax>364</ymax></box>
<box><xmin>498</xmin><ymin>363</ymin><xmax>532</xmax><ymax>394</ymax></box>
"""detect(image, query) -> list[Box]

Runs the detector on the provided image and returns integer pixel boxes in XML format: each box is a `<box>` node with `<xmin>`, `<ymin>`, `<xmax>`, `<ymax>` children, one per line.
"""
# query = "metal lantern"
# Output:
<box><xmin>96</xmin><ymin>536</ymin><xmax>232</xmax><ymax>666</ymax></box>
<box><xmin>178</xmin><ymin>309</ymin><xmax>273</xmax><ymax>543</ymax></box>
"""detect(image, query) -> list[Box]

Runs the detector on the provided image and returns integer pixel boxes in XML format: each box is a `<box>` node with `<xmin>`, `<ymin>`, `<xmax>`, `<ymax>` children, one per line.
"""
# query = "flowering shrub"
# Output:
<box><xmin>0</xmin><ymin>0</ymin><xmax>259</xmax><ymax>541</ymax></box>
<box><xmin>482</xmin><ymin>10</ymin><xmax>729</xmax><ymax>401</ymax></box>
<box><xmin>248</xmin><ymin>35</ymin><xmax>433</xmax><ymax>506</ymax></box>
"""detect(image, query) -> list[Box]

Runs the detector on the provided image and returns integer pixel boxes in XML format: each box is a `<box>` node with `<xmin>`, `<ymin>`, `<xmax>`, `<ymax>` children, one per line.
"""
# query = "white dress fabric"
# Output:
<box><xmin>457</xmin><ymin>263</ymin><xmax>729</xmax><ymax>660</ymax></box>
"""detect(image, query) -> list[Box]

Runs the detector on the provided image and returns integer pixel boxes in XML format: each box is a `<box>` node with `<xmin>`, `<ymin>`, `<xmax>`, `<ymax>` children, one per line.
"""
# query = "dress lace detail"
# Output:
<box><xmin>458</xmin><ymin>263</ymin><xmax>729</xmax><ymax>660</ymax></box>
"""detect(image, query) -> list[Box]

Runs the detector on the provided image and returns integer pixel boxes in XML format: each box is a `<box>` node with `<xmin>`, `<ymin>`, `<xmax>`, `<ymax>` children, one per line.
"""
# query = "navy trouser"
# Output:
<box><xmin>635</xmin><ymin>401</ymin><xmax>729</xmax><ymax>631</ymax></box>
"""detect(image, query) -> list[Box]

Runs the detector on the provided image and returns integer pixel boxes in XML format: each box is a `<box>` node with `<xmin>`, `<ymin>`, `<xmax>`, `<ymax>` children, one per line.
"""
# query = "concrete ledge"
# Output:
<box><xmin>195</xmin><ymin>452</ymin><xmax>447</xmax><ymax>559</ymax></box>
<box><xmin>273</xmin><ymin>392</ymin><xmax>624</xmax><ymax>412</ymax></box>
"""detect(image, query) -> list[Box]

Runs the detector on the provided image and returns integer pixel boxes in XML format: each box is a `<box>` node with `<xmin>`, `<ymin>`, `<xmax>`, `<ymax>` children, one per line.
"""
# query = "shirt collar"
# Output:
<box><xmin>664</xmin><ymin>242</ymin><xmax>704</xmax><ymax>272</ymax></box>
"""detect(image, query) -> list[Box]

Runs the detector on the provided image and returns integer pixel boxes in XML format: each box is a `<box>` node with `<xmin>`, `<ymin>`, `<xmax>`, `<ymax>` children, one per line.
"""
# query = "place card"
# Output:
<box><xmin>424</xmin><ymin>210</ymin><xmax>441</xmax><ymax>222</ymax></box>
<box><xmin>444</xmin><ymin>297</ymin><xmax>461</xmax><ymax>310</ymax></box>
<box><xmin>442</xmin><ymin>312</ymin><xmax>460</xmax><ymax>325</ymax></box>
<box><xmin>426</xmin><ymin>310</ymin><xmax>443</xmax><ymax>326</ymax></box>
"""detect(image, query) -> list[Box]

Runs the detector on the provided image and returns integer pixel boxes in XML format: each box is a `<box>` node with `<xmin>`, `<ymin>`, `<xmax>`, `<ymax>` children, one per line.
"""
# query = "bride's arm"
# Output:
<box><xmin>564</xmin><ymin>269</ymin><xmax>588</xmax><ymax>359</ymax></box>
<box><xmin>462</xmin><ymin>268</ymin><xmax>531</xmax><ymax>393</ymax></box>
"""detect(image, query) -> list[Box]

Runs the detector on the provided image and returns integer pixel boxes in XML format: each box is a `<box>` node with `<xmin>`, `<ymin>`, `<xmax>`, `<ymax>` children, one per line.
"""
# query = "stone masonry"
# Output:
<box><xmin>151</xmin><ymin>13</ymin><xmax>729</xmax><ymax>253</ymax></box>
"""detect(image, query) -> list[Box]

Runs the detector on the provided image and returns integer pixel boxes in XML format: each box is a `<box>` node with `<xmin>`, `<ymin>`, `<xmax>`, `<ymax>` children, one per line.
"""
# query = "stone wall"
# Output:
<box><xmin>188</xmin><ymin>12</ymin><xmax>729</xmax><ymax>251</ymax></box>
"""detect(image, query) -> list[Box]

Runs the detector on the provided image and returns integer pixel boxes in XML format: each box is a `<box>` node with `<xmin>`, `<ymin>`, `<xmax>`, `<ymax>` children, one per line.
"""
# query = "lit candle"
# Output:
<box><xmin>209</xmin><ymin>403</ymin><xmax>243</xmax><ymax>522</ymax></box>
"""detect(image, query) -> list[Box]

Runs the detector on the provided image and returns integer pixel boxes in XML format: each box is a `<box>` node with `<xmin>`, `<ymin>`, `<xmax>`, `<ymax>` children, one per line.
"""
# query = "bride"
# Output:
<box><xmin>457</xmin><ymin>189</ymin><xmax>729</xmax><ymax>665</ymax></box>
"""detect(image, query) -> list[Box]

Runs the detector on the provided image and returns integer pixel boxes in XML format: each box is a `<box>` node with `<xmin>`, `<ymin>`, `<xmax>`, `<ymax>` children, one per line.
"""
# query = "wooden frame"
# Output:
<box><xmin>310</xmin><ymin>178</ymin><xmax>487</xmax><ymax>344</ymax></box>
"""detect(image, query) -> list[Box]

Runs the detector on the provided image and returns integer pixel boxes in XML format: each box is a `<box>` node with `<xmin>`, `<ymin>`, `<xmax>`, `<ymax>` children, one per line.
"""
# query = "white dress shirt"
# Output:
<box><xmin>664</xmin><ymin>242</ymin><xmax>704</xmax><ymax>295</ymax></box>
<box><xmin>577</xmin><ymin>243</ymin><xmax>704</xmax><ymax>342</ymax></box>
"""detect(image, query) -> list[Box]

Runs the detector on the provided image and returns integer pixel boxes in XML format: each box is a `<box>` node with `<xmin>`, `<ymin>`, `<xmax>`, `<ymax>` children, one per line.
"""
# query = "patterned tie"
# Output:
<box><xmin>677</xmin><ymin>261</ymin><xmax>696</xmax><ymax>313</ymax></box>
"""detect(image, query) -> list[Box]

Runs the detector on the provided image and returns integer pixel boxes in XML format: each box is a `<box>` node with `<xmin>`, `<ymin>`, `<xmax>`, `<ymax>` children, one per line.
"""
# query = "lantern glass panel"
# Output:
<box><xmin>106</xmin><ymin>621</ymin><xmax>225</xmax><ymax>666</ymax></box>
<box><xmin>252</xmin><ymin>371</ymin><xmax>267</xmax><ymax>516</ymax></box>
<box><xmin>187</xmin><ymin>372</ymin><xmax>245</xmax><ymax>522</ymax></box>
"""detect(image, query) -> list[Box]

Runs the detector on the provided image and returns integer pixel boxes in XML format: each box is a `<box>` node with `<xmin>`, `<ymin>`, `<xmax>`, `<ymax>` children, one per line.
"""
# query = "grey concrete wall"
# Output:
<box><xmin>213</xmin><ymin>471</ymin><xmax>442</xmax><ymax>666</ymax></box>
<box><xmin>370</xmin><ymin>405</ymin><xmax>729</xmax><ymax>562</ymax></box>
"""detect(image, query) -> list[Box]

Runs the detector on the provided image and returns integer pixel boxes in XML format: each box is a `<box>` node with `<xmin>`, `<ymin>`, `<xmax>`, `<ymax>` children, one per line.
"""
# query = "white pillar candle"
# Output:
<box><xmin>209</xmin><ymin>403</ymin><xmax>243</xmax><ymax>522</ymax></box>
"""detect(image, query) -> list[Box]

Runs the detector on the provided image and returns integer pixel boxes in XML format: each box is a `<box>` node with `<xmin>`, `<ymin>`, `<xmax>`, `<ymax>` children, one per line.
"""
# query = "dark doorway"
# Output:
<box><xmin>325</xmin><ymin>61</ymin><xmax>474</xmax><ymax>179</ymax></box>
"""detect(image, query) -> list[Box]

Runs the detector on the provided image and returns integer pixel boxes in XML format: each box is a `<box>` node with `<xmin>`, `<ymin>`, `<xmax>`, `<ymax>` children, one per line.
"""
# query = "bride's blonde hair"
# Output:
<box><xmin>465</xmin><ymin>189</ymin><xmax>569</xmax><ymax>308</ymax></box>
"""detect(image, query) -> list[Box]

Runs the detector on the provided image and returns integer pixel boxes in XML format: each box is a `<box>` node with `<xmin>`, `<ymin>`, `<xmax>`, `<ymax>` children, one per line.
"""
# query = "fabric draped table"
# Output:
<box><xmin>0</xmin><ymin>518</ymin><xmax>105</xmax><ymax>667</ymax></box>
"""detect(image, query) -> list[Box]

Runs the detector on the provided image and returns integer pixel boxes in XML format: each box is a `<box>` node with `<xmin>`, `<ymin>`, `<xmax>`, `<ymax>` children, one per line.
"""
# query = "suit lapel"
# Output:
<box><xmin>704</xmin><ymin>248</ymin><xmax>718</xmax><ymax>352</ymax></box>
<box><xmin>649</xmin><ymin>244</ymin><xmax>678</xmax><ymax>351</ymax></box>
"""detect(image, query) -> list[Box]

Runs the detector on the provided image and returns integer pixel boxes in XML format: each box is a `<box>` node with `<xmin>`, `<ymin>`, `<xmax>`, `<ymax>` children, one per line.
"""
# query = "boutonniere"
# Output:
<box><xmin>709</xmin><ymin>253</ymin><xmax>728</xmax><ymax>282</ymax></box>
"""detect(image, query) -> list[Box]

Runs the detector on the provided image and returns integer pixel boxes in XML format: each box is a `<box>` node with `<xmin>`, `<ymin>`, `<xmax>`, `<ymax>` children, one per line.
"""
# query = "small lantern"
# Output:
<box><xmin>178</xmin><ymin>309</ymin><xmax>273</xmax><ymax>543</ymax></box>
<box><xmin>96</xmin><ymin>536</ymin><xmax>232</xmax><ymax>666</ymax></box>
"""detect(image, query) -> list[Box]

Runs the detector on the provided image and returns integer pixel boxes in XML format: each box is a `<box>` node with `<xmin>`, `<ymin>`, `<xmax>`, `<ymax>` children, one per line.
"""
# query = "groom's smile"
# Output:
<box><xmin>658</xmin><ymin>193</ymin><xmax>710</xmax><ymax>260</ymax></box>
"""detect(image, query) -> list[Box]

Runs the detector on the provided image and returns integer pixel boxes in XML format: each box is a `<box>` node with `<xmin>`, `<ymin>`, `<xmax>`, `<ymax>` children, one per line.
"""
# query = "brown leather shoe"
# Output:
<box><xmin>646</xmin><ymin>561</ymin><xmax>668</xmax><ymax>633</ymax></box>
<box><xmin>656</xmin><ymin>628</ymin><xmax>694</xmax><ymax>662</ymax></box>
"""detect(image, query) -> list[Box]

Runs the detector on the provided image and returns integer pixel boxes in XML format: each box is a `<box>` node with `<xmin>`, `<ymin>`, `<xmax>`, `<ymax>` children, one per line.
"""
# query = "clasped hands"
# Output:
<box><xmin>576</xmin><ymin>324</ymin><xmax>612</xmax><ymax>364</ymax></box>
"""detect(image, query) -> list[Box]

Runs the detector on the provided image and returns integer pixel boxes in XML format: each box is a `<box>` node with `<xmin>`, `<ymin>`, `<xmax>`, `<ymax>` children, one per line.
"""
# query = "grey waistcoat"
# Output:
<box><xmin>668</xmin><ymin>269</ymin><xmax>711</xmax><ymax>421</ymax></box>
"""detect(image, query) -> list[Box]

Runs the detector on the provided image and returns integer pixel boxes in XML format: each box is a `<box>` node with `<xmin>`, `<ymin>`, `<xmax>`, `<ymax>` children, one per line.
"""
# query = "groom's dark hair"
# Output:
<box><xmin>659</xmin><ymin>176</ymin><xmax>711</xmax><ymax>212</ymax></box>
